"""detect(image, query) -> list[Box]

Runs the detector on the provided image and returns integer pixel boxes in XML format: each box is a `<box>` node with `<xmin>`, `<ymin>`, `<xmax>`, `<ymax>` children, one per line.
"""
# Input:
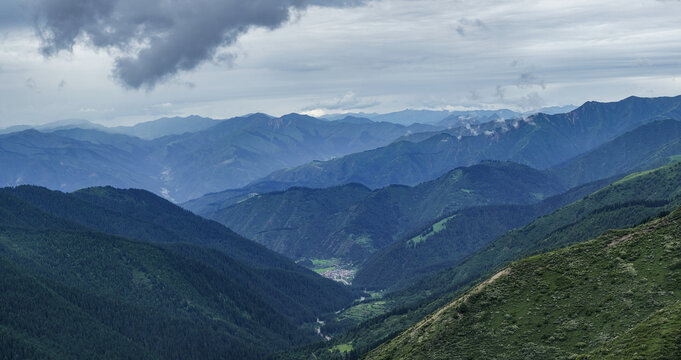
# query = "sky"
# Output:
<box><xmin>0</xmin><ymin>0</ymin><xmax>680</xmax><ymax>127</ymax></box>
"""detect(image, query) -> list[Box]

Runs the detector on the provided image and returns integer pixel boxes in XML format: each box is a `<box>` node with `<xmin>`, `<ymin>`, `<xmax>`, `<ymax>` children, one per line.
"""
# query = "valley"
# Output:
<box><xmin>2</xmin><ymin>95</ymin><xmax>681</xmax><ymax>359</ymax></box>
<box><xmin>3</xmin><ymin>1</ymin><xmax>681</xmax><ymax>358</ymax></box>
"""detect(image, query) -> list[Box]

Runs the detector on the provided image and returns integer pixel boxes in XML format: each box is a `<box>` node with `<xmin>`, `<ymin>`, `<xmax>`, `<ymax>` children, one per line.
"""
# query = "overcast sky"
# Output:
<box><xmin>1</xmin><ymin>0</ymin><xmax>680</xmax><ymax>126</ymax></box>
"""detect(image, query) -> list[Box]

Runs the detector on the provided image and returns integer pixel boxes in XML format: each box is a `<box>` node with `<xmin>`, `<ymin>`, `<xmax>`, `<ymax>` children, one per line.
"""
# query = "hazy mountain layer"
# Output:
<box><xmin>253</xmin><ymin>96</ymin><xmax>681</xmax><ymax>190</ymax></box>
<box><xmin>0</xmin><ymin>113</ymin><xmax>430</xmax><ymax>202</ymax></box>
<box><xmin>355</xmin><ymin>119</ymin><xmax>681</xmax><ymax>290</ymax></box>
<box><xmin>548</xmin><ymin>119</ymin><xmax>681</xmax><ymax>188</ymax></box>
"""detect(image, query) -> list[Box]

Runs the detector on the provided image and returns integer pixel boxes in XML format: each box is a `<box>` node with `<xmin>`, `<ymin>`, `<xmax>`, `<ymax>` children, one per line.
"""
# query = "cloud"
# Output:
<box><xmin>304</xmin><ymin>91</ymin><xmax>380</xmax><ymax>113</ymax></box>
<box><xmin>495</xmin><ymin>85</ymin><xmax>505</xmax><ymax>100</ymax></box>
<box><xmin>453</xmin><ymin>17</ymin><xmax>488</xmax><ymax>37</ymax></box>
<box><xmin>516</xmin><ymin>72</ymin><xmax>546</xmax><ymax>89</ymax></box>
<box><xmin>517</xmin><ymin>92</ymin><xmax>545</xmax><ymax>112</ymax></box>
<box><xmin>31</xmin><ymin>0</ymin><xmax>366</xmax><ymax>90</ymax></box>
<box><xmin>25</xmin><ymin>77</ymin><xmax>38</xmax><ymax>90</ymax></box>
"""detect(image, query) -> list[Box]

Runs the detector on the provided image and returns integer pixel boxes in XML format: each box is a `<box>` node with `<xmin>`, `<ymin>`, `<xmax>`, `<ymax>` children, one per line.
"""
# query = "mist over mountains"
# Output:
<box><xmin>0</xmin><ymin>112</ymin><xmax>439</xmax><ymax>202</ymax></box>
<box><xmin>4</xmin><ymin>0</ymin><xmax>681</xmax><ymax>357</ymax></box>
<box><xmin>3</xmin><ymin>94</ymin><xmax>681</xmax><ymax>359</ymax></box>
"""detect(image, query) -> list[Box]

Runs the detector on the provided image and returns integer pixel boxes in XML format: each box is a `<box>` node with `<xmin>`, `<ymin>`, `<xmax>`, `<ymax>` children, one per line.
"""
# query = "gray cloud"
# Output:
<box><xmin>454</xmin><ymin>17</ymin><xmax>487</xmax><ymax>37</ymax></box>
<box><xmin>25</xmin><ymin>77</ymin><xmax>38</xmax><ymax>90</ymax></box>
<box><xmin>517</xmin><ymin>92</ymin><xmax>545</xmax><ymax>111</ymax></box>
<box><xmin>516</xmin><ymin>72</ymin><xmax>546</xmax><ymax>90</ymax></box>
<box><xmin>495</xmin><ymin>85</ymin><xmax>505</xmax><ymax>101</ymax></box>
<box><xmin>31</xmin><ymin>0</ymin><xmax>365</xmax><ymax>90</ymax></box>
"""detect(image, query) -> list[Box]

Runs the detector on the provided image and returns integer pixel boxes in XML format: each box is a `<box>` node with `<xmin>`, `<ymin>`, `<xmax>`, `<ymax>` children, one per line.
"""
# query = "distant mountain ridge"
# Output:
<box><xmin>321</xmin><ymin>105</ymin><xmax>576</xmax><ymax>126</ymax></box>
<box><xmin>353</xmin><ymin>119</ymin><xmax>681</xmax><ymax>290</ymax></box>
<box><xmin>196</xmin><ymin>161</ymin><xmax>565</xmax><ymax>265</ymax></box>
<box><xmin>0</xmin><ymin>113</ymin><xmax>435</xmax><ymax>202</ymax></box>
<box><xmin>246</xmin><ymin>96</ymin><xmax>681</xmax><ymax>191</ymax></box>
<box><xmin>110</xmin><ymin>115</ymin><xmax>221</xmax><ymax>139</ymax></box>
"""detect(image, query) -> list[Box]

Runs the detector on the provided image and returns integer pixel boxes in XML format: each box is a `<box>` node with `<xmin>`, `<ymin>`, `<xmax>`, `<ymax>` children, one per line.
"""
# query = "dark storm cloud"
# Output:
<box><xmin>31</xmin><ymin>0</ymin><xmax>366</xmax><ymax>89</ymax></box>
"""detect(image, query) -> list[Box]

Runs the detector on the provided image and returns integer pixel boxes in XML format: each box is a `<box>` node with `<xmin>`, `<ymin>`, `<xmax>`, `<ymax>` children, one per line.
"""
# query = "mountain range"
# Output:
<box><xmin>321</xmin><ymin>106</ymin><xmax>576</xmax><ymax>126</ymax></box>
<box><xmin>248</xmin><ymin>96</ymin><xmax>681</xmax><ymax>191</ymax></box>
<box><xmin>0</xmin><ymin>185</ymin><xmax>358</xmax><ymax>359</ymax></box>
<box><xmin>194</xmin><ymin>161</ymin><xmax>565</xmax><ymax>265</ymax></box>
<box><xmin>286</xmin><ymin>157</ymin><xmax>681</xmax><ymax>359</ymax></box>
<box><xmin>187</xmin><ymin>114</ymin><xmax>681</xmax><ymax>284</ymax></box>
<box><xmin>3</xmin><ymin>95</ymin><xmax>681</xmax><ymax>359</ymax></box>
<box><xmin>0</xmin><ymin>113</ymin><xmax>436</xmax><ymax>202</ymax></box>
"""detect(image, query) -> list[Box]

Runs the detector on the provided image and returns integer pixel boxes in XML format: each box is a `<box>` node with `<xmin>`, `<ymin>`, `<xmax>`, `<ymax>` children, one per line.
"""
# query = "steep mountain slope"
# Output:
<box><xmin>0</xmin><ymin>186</ymin><xmax>357</xmax><ymax>324</ymax></box>
<box><xmin>580</xmin><ymin>301</ymin><xmax>681</xmax><ymax>359</ymax></box>
<box><xmin>254</xmin><ymin>96</ymin><xmax>681</xmax><ymax>190</ymax></box>
<box><xmin>292</xmin><ymin>160</ymin><xmax>681</xmax><ymax>359</ymax></box>
<box><xmin>366</xmin><ymin>208</ymin><xmax>681</xmax><ymax>359</ymax></box>
<box><xmin>548</xmin><ymin>119</ymin><xmax>681</xmax><ymax>188</ymax></box>
<box><xmin>354</xmin><ymin>119</ymin><xmax>681</xmax><ymax>291</ymax></box>
<box><xmin>354</xmin><ymin>177</ymin><xmax>614</xmax><ymax>290</ymax></box>
<box><xmin>399</xmin><ymin>160</ymin><xmax>681</xmax><ymax>309</ymax></box>
<box><xmin>205</xmin><ymin>162</ymin><xmax>564</xmax><ymax>264</ymax></box>
<box><xmin>182</xmin><ymin>180</ymin><xmax>292</xmax><ymax>215</ymax></box>
<box><xmin>0</xmin><ymin>194</ymin><xmax>307</xmax><ymax>359</ymax></box>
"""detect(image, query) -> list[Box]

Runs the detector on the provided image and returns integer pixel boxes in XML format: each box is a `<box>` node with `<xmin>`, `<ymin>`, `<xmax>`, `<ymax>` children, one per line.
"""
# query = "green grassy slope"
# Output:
<box><xmin>209</xmin><ymin>161</ymin><xmax>564</xmax><ymax>264</ymax></box>
<box><xmin>366</xmin><ymin>208</ymin><xmax>681</xmax><ymax>359</ymax></box>
<box><xmin>287</xmin><ymin>161</ymin><xmax>681</xmax><ymax>359</ymax></box>
<box><xmin>354</xmin><ymin>177</ymin><xmax>613</xmax><ymax>290</ymax></box>
<box><xmin>400</xmin><ymin>160</ymin><xmax>681</xmax><ymax>306</ymax></box>
<box><xmin>580</xmin><ymin>301</ymin><xmax>681</xmax><ymax>359</ymax></box>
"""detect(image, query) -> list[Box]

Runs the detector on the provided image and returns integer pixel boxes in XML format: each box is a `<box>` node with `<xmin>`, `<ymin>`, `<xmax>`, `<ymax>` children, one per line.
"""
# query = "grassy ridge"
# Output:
<box><xmin>289</xmin><ymin>161</ymin><xmax>681</xmax><ymax>359</ymax></box>
<box><xmin>366</xmin><ymin>208</ymin><xmax>681</xmax><ymax>359</ymax></box>
<box><xmin>354</xmin><ymin>177</ymin><xmax>612</xmax><ymax>290</ymax></box>
<box><xmin>580</xmin><ymin>301</ymin><xmax>681</xmax><ymax>359</ymax></box>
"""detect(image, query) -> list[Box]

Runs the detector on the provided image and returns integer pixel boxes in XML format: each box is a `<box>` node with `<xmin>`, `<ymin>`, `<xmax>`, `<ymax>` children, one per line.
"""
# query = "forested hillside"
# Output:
<box><xmin>204</xmin><ymin>161</ymin><xmax>564</xmax><ymax>264</ymax></box>
<box><xmin>0</xmin><ymin>187</ymin><xmax>359</xmax><ymax>359</ymax></box>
